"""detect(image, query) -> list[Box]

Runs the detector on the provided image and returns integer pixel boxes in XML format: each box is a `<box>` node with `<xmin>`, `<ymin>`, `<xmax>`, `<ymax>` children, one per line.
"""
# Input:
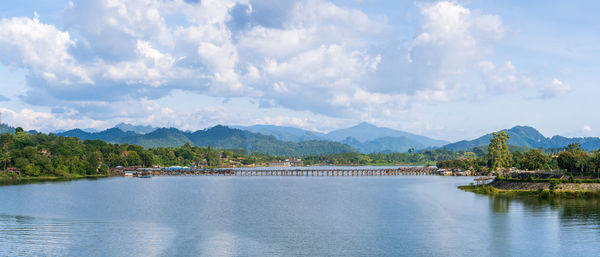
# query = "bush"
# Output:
<box><xmin>539</xmin><ymin>189</ymin><xmax>551</xmax><ymax>199</ymax></box>
<box><xmin>549</xmin><ymin>179</ymin><xmax>560</xmax><ymax>191</ymax></box>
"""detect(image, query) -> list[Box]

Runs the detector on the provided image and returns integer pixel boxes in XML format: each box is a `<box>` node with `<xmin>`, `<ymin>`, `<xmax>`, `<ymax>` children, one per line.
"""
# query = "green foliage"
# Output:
<box><xmin>488</xmin><ymin>131</ymin><xmax>512</xmax><ymax>171</ymax></box>
<box><xmin>521</xmin><ymin>149</ymin><xmax>549</xmax><ymax>171</ymax></box>
<box><xmin>548</xmin><ymin>179</ymin><xmax>560</xmax><ymax>191</ymax></box>
<box><xmin>306</xmin><ymin>148</ymin><xmax>464</xmax><ymax>166</ymax></box>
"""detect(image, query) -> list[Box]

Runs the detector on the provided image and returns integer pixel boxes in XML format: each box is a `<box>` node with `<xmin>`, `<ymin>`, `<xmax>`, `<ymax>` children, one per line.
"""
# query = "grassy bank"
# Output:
<box><xmin>459</xmin><ymin>184</ymin><xmax>600</xmax><ymax>199</ymax></box>
<box><xmin>0</xmin><ymin>173</ymin><xmax>109</xmax><ymax>185</ymax></box>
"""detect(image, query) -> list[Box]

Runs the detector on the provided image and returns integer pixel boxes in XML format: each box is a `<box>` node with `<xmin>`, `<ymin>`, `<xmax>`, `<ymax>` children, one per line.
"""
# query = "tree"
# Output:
<box><xmin>139</xmin><ymin>150</ymin><xmax>154</xmax><ymax>167</ymax></box>
<box><xmin>126</xmin><ymin>151</ymin><xmax>142</xmax><ymax>166</ymax></box>
<box><xmin>511</xmin><ymin>151</ymin><xmax>523</xmax><ymax>169</ymax></box>
<box><xmin>565</xmin><ymin>143</ymin><xmax>584</xmax><ymax>154</ymax></box>
<box><xmin>0</xmin><ymin>150</ymin><xmax>9</xmax><ymax>172</ymax></box>
<box><xmin>557</xmin><ymin>151</ymin><xmax>576</xmax><ymax>172</ymax></box>
<box><xmin>574</xmin><ymin>151</ymin><xmax>591</xmax><ymax>173</ymax></box>
<box><xmin>15</xmin><ymin>127</ymin><xmax>24</xmax><ymax>133</ymax></box>
<box><xmin>591</xmin><ymin>150</ymin><xmax>600</xmax><ymax>177</ymax></box>
<box><xmin>487</xmin><ymin>131</ymin><xmax>512</xmax><ymax>172</ymax></box>
<box><xmin>521</xmin><ymin>149</ymin><xmax>549</xmax><ymax>171</ymax></box>
<box><xmin>557</xmin><ymin>143</ymin><xmax>591</xmax><ymax>173</ymax></box>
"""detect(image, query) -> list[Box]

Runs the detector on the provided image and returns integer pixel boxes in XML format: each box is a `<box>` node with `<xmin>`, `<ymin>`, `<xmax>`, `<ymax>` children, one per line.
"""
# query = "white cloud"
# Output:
<box><xmin>0</xmin><ymin>108</ymin><xmax>105</xmax><ymax>132</ymax></box>
<box><xmin>0</xmin><ymin>0</ymin><xmax>574</xmax><ymax>132</ymax></box>
<box><xmin>411</xmin><ymin>1</ymin><xmax>504</xmax><ymax>74</ymax></box>
<box><xmin>583</xmin><ymin>125</ymin><xmax>592</xmax><ymax>132</ymax></box>
<box><xmin>541</xmin><ymin>78</ymin><xmax>572</xmax><ymax>98</ymax></box>
<box><xmin>0</xmin><ymin>14</ymin><xmax>91</xmax><ymax>85</ymax></box>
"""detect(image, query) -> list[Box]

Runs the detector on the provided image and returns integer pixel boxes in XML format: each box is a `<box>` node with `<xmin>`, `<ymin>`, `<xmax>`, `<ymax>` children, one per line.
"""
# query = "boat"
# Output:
<box><xmin>140</xmin><ymin>171</ymin><xmax>152</xmax><ymax>178</ymax></box>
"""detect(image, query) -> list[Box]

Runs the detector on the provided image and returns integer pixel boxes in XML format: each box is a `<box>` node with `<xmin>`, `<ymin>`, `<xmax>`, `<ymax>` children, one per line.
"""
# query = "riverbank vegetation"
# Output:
<box><xmin>438</xmin><ymin>131</ymin><xmax>600</xmax><ymax>177</ymax></box>
<box><xmin>0</xmin><ymin>128</ymin><xmax>474</xmax><ymax>180</ymax></box>
<box><xmin>0</xmin><ymin>128</ymin><xmax>242</xmax><ymax>180</ymax></box>
<box><xmin>459</xmin><ymin>184</ymin><xmax>600</xmax><ymax>199</ymax></box>
<box><xmin>451</xmin><ymin>131</ymin><xmax>600</xmax><ymax>198</ymax></box>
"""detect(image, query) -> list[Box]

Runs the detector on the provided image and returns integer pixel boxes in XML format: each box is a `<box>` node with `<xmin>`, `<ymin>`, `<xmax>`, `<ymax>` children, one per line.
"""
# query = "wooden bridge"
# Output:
<box><xmin>150</xmin><ymin>167</ymin><xmax>438</xmax><ymax>177</ymax></box>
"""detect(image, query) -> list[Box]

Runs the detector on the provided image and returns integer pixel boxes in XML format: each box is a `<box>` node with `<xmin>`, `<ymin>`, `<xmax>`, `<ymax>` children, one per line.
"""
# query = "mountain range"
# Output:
<box><xmin>234</xmin><ymin>122</ymin><xmax>448</xmax><ymax>153</ymax></box>
<box><xmin>5</xmin><ymin>122</ymin><xmax>600</xmax><ymax>154</ymax></box>
<box><xmin>56</xmin><ymin>125</ymin><xmax>355</xmax><ymax>156</ymax></box>
<box><xmin>443</xmin><ymin>125</ymin><xmax>600</xmax><ymax>151</ymax></box>
<box><xmin>54</xmin><ymin>122</ymin><xmax>448</xmax><ymax>155</ymax></box>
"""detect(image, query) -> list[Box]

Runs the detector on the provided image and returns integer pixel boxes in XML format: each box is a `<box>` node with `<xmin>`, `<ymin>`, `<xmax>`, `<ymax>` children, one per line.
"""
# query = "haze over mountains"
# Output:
<box><xmin>4</xmin><ymin>122</ymin><xmax>600</xmax><ymax>155</ymax></box>
<box><xmin>234</xmin><ymin>122</ymin><xmax>448</xmax><ymax>153</ymax></box>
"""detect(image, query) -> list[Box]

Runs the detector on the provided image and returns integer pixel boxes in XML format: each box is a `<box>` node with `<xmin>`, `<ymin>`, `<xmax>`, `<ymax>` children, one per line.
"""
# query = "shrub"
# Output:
<box><xmin>549</xmin><ymin>179</ymin><xmax>560</xmax><ymax>192</ymax></box>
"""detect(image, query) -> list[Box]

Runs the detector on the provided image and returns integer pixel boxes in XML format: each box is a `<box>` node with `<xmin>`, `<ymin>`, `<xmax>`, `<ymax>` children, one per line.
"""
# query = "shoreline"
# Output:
<box><xmin>459</xmin><ymin>179</ymin><xmax>600</xmax><ymax>199</ymax></box>
<box><xmin>0</xmin><ymin>174</ymin><xmax>109</xmax><ymax>185</ymax></box>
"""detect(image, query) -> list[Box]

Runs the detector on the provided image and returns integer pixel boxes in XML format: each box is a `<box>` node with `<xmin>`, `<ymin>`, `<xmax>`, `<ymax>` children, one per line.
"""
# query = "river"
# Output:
<box><xmin>0</xmin><ymin>175</ymin><xmax>599</xmax><ymax>256</ymax></box>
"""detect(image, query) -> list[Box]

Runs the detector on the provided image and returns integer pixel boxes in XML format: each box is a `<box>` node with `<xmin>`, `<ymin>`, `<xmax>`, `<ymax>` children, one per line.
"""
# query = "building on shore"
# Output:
<box><xmin>268</xmin><ymin>158</ymin><xmax>303</xmax><ymax>167</ymax></box>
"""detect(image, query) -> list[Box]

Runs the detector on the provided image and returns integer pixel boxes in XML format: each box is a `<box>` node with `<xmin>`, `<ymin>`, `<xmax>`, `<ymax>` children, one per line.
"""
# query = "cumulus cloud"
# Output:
<box><xmin>407</xmin><ymin>1</ymin><xmax>504</xmax><ymax>93</ymax></box>
<box><xmin>0</xmin><ymin>108</ymin><xmax>107</xmax><ymax>132</ymax></box>
<box><xmin>0</xmin><ymin>0</ymin><xmax>573</xmax><ymax>132</ymax></box>
<box><xmin>0</xmin><ymin>13</ymin><xmax>91</xmax><ymax>85</ymax></box>
<box><xmin>583</xmin><ymin>125</ymin><xmax>592</xmax><ymax>132</ymax></box>
<box><xmin>479</xmin><ymin>60</ymin><xmax>529</xmax><ymax>93</ymax></box>
<box><xmin>4</xmin><ymin>0</ymin><xmax>388</xmax><ymax>121</ymax></box>
<box><xmin>541</xmin><ymin>78</ymin><xmax>572</xmax><ymax>98</ymax></box>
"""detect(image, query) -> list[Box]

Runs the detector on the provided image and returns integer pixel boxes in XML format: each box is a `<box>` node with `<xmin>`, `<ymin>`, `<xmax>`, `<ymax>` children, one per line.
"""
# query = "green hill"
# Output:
<box><xmin>57</xmin><ymin>125</ymin><xmax>356</xmax><ymax>156</ymax></box>
<box><xmin>443</xmin><ymin>125</ymin><xmax>600</xmax><ymax>151</ymax></box>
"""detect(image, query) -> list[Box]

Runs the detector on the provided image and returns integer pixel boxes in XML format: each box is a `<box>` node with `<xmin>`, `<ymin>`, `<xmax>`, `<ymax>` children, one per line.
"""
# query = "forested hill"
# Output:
<box><xmin>57</xmin><ymin>125</ymin><xmax>356</xmax><ymax>156</ymax></box>
<box><xmin>443</xmin><ymin>126</ymin><xmax>600</xmax><ymax>151</ymax></box>
<box><xmin>234</xmin><ymin>122</ymin><xmax>449</xmax><ymax>153</ymax></box>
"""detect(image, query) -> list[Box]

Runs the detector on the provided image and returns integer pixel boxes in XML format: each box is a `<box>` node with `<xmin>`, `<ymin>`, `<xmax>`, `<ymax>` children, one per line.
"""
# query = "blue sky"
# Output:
<box><xmin>0</xmin><ymin>0</ymin><xmax>596</xmax><ymax>141</ymax></box>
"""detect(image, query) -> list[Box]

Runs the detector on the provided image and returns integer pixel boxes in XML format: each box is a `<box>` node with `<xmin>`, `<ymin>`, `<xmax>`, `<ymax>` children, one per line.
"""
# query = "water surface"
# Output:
<box><xmin>0</xmin><ymin>176</ymin><xmax>599</xmax><ymax>256</ymax></box>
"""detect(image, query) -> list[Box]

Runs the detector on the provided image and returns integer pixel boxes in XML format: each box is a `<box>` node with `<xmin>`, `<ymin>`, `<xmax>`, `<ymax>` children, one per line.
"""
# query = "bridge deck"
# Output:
<box><xmin>149</xmin><ymin>167</ymin><xmax>438</xmax><ymax>176</ymax></box>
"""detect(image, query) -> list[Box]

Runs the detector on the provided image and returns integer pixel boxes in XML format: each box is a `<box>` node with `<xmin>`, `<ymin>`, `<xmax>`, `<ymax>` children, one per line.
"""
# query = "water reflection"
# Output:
<box><xmin>490</xmin><ymin>196</ymin><xmax>511</xmax><ymax>213</ymax></box>
<box><xmin>487</xmin><ymin>195</ymin><xmax>600</xmax><ymax>225</ymax></box>
<box><xmin>1</xmin><ymin>176</ymin><xmax>600</xmax><ymax>256</ymax></box>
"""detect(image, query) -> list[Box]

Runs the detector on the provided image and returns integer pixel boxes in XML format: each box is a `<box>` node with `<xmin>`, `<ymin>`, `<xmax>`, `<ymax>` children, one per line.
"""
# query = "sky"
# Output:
<box><xmin>0</xmin><ymin>0</ymin><xmax>598</xmax><ymax>141</ymax></box>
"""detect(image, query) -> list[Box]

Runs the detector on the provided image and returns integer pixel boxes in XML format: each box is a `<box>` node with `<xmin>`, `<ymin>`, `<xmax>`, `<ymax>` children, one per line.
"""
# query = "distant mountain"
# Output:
<box><xmin>0</xmin><ymin>124</ymin><xmax>15</xmax><ymax>134</ymax></box>
<box><xmin>233</xmin><ymin>122</ymin><xmax>448</xmax><ymax>153</ymax></box>
<box><xmin>115</xmin><ymin>122</ymin><xmax>157</xmax><ymax>134</ymax></box>
<box><xmin>57</xmin><ymin>125</ymin><xmax>355</xmax><ymax>156</ymax></box>
<box><xmin>58</xmin><ymin>128</ymin><xmax>139</xmax><ymax>142</ymax></box>
<box><xmin>443</xmin><ymin>125</ymin><xmax>600</xmax><ymax>151</ymax></box>
<box><xmin>54</xmin><ymin>128</ymin><xmax>98</xmax><ymax>133</ymax></box>
<box><xmin>325</xmin><ymin>122</ymin><xmax>448</xmax><ymax>148</ymax></box>
<box><xmin>188</xmin><ymin>125</ymin><xmax>354</xmax><ymax>156</ymax></box>
<box><xmin>324</xmin><ymin>122</ymin><xmax>446</xmax><ymax>147</ymax></box>
<box><xmin>121</xmin><ymin>128</ymin><xmax>190</xmax><ymax>147</ymax></box>
<box><xmin>342</xmin><ymin>136</ymin><xmax>428</xmax><ymax>153</ymax></box>
<box><xmin>231</xmin><ymin>124</ymin><xmax>325</xmax><ymax>142</ymax></box>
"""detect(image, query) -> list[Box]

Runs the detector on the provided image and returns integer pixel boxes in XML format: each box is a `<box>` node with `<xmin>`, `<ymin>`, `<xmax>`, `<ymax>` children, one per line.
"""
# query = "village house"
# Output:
<box><xmin>268</xmin><ymin>158</ymin><xmax>304</xmax><ymax>167</ymax></box>
<box><xmin>6</xmin><ymin>167</ymin><xmax>20</xmax><ymax>176</ymax></box>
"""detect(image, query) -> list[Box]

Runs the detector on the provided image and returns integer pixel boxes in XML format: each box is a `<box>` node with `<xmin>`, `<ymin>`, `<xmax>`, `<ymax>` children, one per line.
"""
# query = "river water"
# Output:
<box><xmin>0</xmin><ymin>175</ymin><xmax>599</xmax><ymax>256</ymax></box>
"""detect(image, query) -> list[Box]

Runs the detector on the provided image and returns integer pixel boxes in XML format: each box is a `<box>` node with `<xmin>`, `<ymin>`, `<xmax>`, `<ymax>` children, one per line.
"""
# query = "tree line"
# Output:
<box><xmin>0</xmin><ymin>128</ymin><xmax>476</xmax><ymax>178</ymax></box>
<box><xmin>437</xmin><ymin>131</ymin><xmax>600</xmax><ymax>175</ymax></box>
<box><xmin>0</xmin><ymin>128</ymin><xmax>272</xmax><ymax>177</ymax></box>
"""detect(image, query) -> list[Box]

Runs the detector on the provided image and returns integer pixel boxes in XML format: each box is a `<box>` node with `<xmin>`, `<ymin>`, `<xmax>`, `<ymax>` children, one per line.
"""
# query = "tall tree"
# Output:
<box><xmin>591</xmin><ymin>150</ymin><xmax>600</xmax><ymax>177</ymax></box>
<box><xmin>0</xmin><ymin>150</ymin><xmax>8</xmax><ymax>172</ymax></box>
<box><xmin>488</xmin><ymin>131</ymin><xmax>511</xmax><ymax>172</ymax></box>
